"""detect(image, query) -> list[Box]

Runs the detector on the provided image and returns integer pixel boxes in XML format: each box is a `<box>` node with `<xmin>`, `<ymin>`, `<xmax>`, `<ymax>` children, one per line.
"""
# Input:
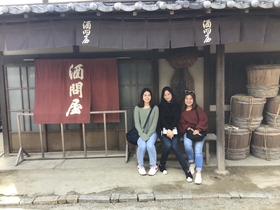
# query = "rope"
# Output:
<box><xmin>263</xmin><ymin>125</ymin><xmax>269</xmax><ymax>161</ymax></box>
<box><xmin>225</xmin><ymin>147</ymin><xmax>250</xmax><ymax>160</ymax></box>
<box><xmin>246</xmin><ymin>85</ymin><xmax>279</xmax><ymax>98</ymax></box>
<box><xmin>229</xmin><ymin>95</ymin><xmax>264</xmax><ymax>131</ymax></box>
<box><xmin>251</xmin><ymin>125</ymin><xmax>280</xmax><ymax>160</ymax></box>
<box><xmin>225</xmin><ymin>126</ymin><xmax>251</xmax><ymax>160</ymax></box>
<box><xmin>265</xmin><ymin>111</ymin><xmax>280</xmax><ymax>128</ymax></box>
<box><xmin>275</xmin><ymin>104</ymin><xmax>280</xmax><ymax>128</ymax></box>
<box><xmin>251</xmin><ymin>144</ymin><xmax>280</xmax><ymax>160</ymax></box>
<box><xmin>231</xmin><ymin>116</ymin><xmax>263</xmax><ymax>131</ymax></box>
<box><xmin>225</xmin><ymin>127</ymin><xmax>233</xmax><ymax>160</ymax></box>
<box><xmin>228</xmin><ymin>96</ymin><xmax>233</xmax><ymax>125</ymax></box>
<box><xmin>225</xmin><ymin>124</ymin><xmax>239</xmax><ymax>130</ymax></box>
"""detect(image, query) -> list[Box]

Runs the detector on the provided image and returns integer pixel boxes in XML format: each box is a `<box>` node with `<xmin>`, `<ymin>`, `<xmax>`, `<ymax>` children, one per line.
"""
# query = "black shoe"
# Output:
<box><xmin>186</xmin><ymin>171</ymin><xmax>193</xmax><ymax>183</ymax></box>
<box><xmin>159</xmin><ymin>164</ymin><xmax>168</xmax><ymax>174</ymax></box>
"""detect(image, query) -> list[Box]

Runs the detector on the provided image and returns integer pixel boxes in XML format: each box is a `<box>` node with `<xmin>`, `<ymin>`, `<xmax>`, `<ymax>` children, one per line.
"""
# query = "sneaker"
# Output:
<box><xmin>148</xmin><ymin>164</ymin><xmax>158</xmax><ymax>176</ymax></box>
<box><xmin>186</xmin><ymin>171</ymin><xmax>193</xmax><ymax>183</ymax></box>
<box><xmin>189</xmin><ymin>163</ymin><xmax>196</xmax><ymax>175</ymax></box>
<box><xmin>137</xmin><ymin>164</ymin><xmax>146</xmax><ymax>176</ymax></box>
<box><xmin>159</xmin><ymin>164</ymin><xmax>168</xmax><ymax>175</ymax></box>
<box><xmin>195</xmin><ymin>173</ymin><xmax>202</xmax><ymax>185</ymax></box>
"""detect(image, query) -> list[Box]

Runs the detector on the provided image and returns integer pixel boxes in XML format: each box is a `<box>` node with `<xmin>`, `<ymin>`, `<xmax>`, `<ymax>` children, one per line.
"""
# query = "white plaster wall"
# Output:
<box><xmin>189</xmin><ymin>57</ymin><xmax>204</xmax><ymax>108</ymax></box>
<box><xmin>158</xmin><ymin>57</ymin><xmax>204</xmax><ymax>108</ymax></box>
<box><xmin>158</xmin><ymin>59</ymin><xmax>174</xmax><ymax>94</ymax></box>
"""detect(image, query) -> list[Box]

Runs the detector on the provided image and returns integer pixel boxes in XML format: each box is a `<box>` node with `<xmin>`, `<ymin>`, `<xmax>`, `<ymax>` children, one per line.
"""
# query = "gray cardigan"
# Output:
<box><xmin>134</xmin><ymin>106</ymin><xmax>159</xmax><ymax>141</ymax></box>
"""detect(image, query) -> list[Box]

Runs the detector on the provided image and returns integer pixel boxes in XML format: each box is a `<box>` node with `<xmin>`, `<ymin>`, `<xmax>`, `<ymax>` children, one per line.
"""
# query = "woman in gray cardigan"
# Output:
<box><xmin>134</xmin><ymin>88</ymin><xmax>159</xmax><ymax>176</ymax></box>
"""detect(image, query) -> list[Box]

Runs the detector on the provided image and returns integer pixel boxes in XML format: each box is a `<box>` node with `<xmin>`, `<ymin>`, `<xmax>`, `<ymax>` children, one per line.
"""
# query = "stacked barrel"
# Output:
<box><xmin>225</xmin><ymin>64</ymin><xmax>280</xmax><ymax>160</ymax></box>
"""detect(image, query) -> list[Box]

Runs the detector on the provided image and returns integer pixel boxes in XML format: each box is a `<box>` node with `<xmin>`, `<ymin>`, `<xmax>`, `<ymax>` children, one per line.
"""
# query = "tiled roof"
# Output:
<box><xmin>0</xmin><ymin>1</ymin><xmax>280</xmax><ymax>15</ymax></box>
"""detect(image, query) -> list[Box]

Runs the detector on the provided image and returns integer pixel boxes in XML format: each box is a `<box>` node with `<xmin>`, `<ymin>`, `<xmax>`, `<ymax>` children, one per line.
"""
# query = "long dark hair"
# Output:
<box><xmin>159</xmin><ymin>86</ymin><xmax>179</xmax><ymax>112</ymax></box>
<box><xmin>182</xmin><ymin>90</ymin><xmax>198</xmax><ymax>110</ymax></box>
<box><xmin>137</xmin><ymin>87</ymin><xmax>155</xmax><ymax>108</ymax></box>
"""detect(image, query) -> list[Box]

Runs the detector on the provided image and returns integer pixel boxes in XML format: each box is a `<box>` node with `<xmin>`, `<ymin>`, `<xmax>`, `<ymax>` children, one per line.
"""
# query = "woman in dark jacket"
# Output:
<box><xmin>158</xmin><ymin>86</ymin><xmax>192</xmax><ymax>182</ymax></box>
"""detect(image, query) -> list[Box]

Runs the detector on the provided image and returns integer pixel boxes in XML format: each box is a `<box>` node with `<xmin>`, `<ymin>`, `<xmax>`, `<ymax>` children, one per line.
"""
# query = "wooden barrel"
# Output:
<box><xmin>230</xmin><ymin>95</ymin><xmax>267</xmax><ymax>131</ymax></box>
<box><xmin>251</xmin><ymin>125</ymin><xmax>280</xmax><ymax>160</ymax></box>
<box><xmin>225</xmin><ymin>126</ymin><xmax>251</xmax><ymax>160</ymax></box>
<box><xmin>264</xmin><ymin>95</ymin><xmax>280</xmax><ymax>128</ymax></box>
<box><xmin>246</xmin><ymin>64</ymin><xmax>280</xmax><ymax>98</ymax></box>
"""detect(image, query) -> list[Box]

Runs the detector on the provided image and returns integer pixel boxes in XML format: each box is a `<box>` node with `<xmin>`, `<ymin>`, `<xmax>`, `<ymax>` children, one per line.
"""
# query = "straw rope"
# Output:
<box><xmin>246</xmin><ymin>85</ymin><xmax>279</xmax><ymax>98</ymax></box>
<box><xmin>225</xmin><ymin>147</ymin><xmax>250</xmax><ymax>160</ymax></box>
<box><xmin>229</xmin><ymin>95</ymin><xmax>263</xmax><ymax>131</ymax></box>
<box><xmin>251</xmin><ymin>125</ymin><xmax>280</xmax><ymax>160</ymax></box>
<box><xmin>251</xmin><ymin>144</ymin><xmax>280</xmax><ymax>160</ymax></box>
<box><xmin>263</xmin><ymin>125</ymin><xmax>269</xmax><ymax>161</ymax></box>
<box><xmin>231</xmin><ymin>116</ymin><xmax>263</xmax><ymax>130</ymax></box>
<box><xmin>265</xmin><ymin>110</ymin><xmax>280</xmax><ymax>128</ymax></box>
<box><xmin>225</xmin><ymin>126</ymin><xmax>252</xmax><ymax>160</ymax></box>
<box><xmin>275</xmin><ymin>104</ymin><xmax>280</xmax><ymax>128</ymax></box>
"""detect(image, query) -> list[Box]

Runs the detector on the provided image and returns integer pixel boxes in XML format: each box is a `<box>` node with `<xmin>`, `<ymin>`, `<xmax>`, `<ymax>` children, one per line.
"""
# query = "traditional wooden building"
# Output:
<box><xmin>1</xmin><ymin>0</ymin><xmax>280</xmax><ymax>170</ymax></box>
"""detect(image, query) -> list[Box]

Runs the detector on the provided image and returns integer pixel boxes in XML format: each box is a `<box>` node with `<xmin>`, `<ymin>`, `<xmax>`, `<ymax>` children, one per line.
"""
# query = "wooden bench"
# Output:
<box><xmin>135</xmin><ymin>133</ymin><xmax>217</xmax><ymax>165</ymax></box>
<box><xmin>203</xmin><ymin>133</ymin><xmax>217</xmax><ymax>165</ymax></box>
<box><xmin>155</xmin><ymin>133</ymin><xmax>217</xmax><ymax>166</ymax></box>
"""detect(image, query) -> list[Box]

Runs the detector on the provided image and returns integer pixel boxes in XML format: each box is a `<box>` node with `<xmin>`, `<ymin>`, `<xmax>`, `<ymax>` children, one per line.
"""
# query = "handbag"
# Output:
<box><xmin>186</xmin><ymin>106</ymin><xmax>207</xmax><ymax>142</ymax></box>
<box><xmin>126</xmin><ymin>127</ymin><xmax>139</xmax><ymax>145</ymax></box>
<box><xmin>126</xmin><ymin>107</ymin><xmax>154</xmax><ymax>145</ymax></box>
<box><xmin>187</xmin><ymin>129</ymin><xmax>207</xmax><ymax>141</ymax></box>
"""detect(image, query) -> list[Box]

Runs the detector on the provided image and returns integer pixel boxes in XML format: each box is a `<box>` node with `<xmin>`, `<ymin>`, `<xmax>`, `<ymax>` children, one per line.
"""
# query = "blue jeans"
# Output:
<box><xmin>137</xmin><ymin>132</ymin><xmax>157</xmax><ymax>166</ymax></box>
<box><xmin>160</xmin><ymin>135</ymin><xmax>189</xmax><ymax>173</ymax></box>
<box><xmin>183</xmin><ymin>133</ymin><xmax>206</xmax><ymax>171</ymax></box>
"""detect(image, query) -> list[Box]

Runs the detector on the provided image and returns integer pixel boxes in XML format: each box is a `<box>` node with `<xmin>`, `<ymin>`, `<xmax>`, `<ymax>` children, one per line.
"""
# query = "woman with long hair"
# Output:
<box><xmin>178</xmin><ymin>90</ymin><xmax>208</xmax><ymax>184</ymax></box>
<box><xmin>158</xmin><ymin>86</ymin><xmax>193</xmax><ymax>182</ymax></box>
<box><xmin>134</xmin><ymin>88</ymin><xmax>159</xmax><ymax>176</ymax></box>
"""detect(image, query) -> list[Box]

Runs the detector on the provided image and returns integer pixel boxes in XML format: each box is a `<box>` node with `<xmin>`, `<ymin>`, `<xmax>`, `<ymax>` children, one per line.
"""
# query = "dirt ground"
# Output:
<box><xmin>0</xmin><ymin>141</ymin><xmax>280</xmax><ymax>210</ymax></box>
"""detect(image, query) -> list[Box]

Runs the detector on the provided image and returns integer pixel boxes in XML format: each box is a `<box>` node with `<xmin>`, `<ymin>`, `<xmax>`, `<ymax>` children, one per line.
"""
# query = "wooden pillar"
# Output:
<box><xmin>216</xmin><ymin>45</ymin><xmax>226</xmax><ymax>171</ymax></box>
<box><xmin>203</xmin><ymin>46</ymin><xmax>210</xmax><ymax>117</ymax></box>
<box><xmin>0</xmin><ymin>52</ymin><xmax>9</xmax><ymax>156</ymax></box>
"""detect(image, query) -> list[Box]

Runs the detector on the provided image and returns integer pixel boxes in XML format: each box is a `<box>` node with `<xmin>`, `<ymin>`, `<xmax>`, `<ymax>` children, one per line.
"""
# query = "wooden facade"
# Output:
<box><xmin>1</xmin><ymin>1</ymin><xmax>280</xmax><ymax>171</ymax></box>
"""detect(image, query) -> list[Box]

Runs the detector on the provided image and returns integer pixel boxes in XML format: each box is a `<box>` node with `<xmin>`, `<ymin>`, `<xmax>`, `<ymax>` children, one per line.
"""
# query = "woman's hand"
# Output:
<box><xmin>167</xmin><ymin>129</ymin><xmax>174</xmax><ymax>139</ymax></box>
<box><xmin>188</xmin><ymin>128</ymin><xmax>201</xmax><ymax>136</ymax></box>
<box><xmin>193</xmin><ymin>129</ymin><xmax>200</xmax><ymax>135</ymax></box>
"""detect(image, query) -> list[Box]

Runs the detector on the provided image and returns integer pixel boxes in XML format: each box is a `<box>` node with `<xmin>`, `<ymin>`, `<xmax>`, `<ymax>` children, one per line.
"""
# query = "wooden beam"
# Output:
<box><xmin>216</xmin><ymin>44</ymin><xmax>226</xmax><ymax>172</ymax></box>
<box><xmin>0</xmin><ymin>52</ymin><xmax>10</xmax><ymax>156</ymax></box>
